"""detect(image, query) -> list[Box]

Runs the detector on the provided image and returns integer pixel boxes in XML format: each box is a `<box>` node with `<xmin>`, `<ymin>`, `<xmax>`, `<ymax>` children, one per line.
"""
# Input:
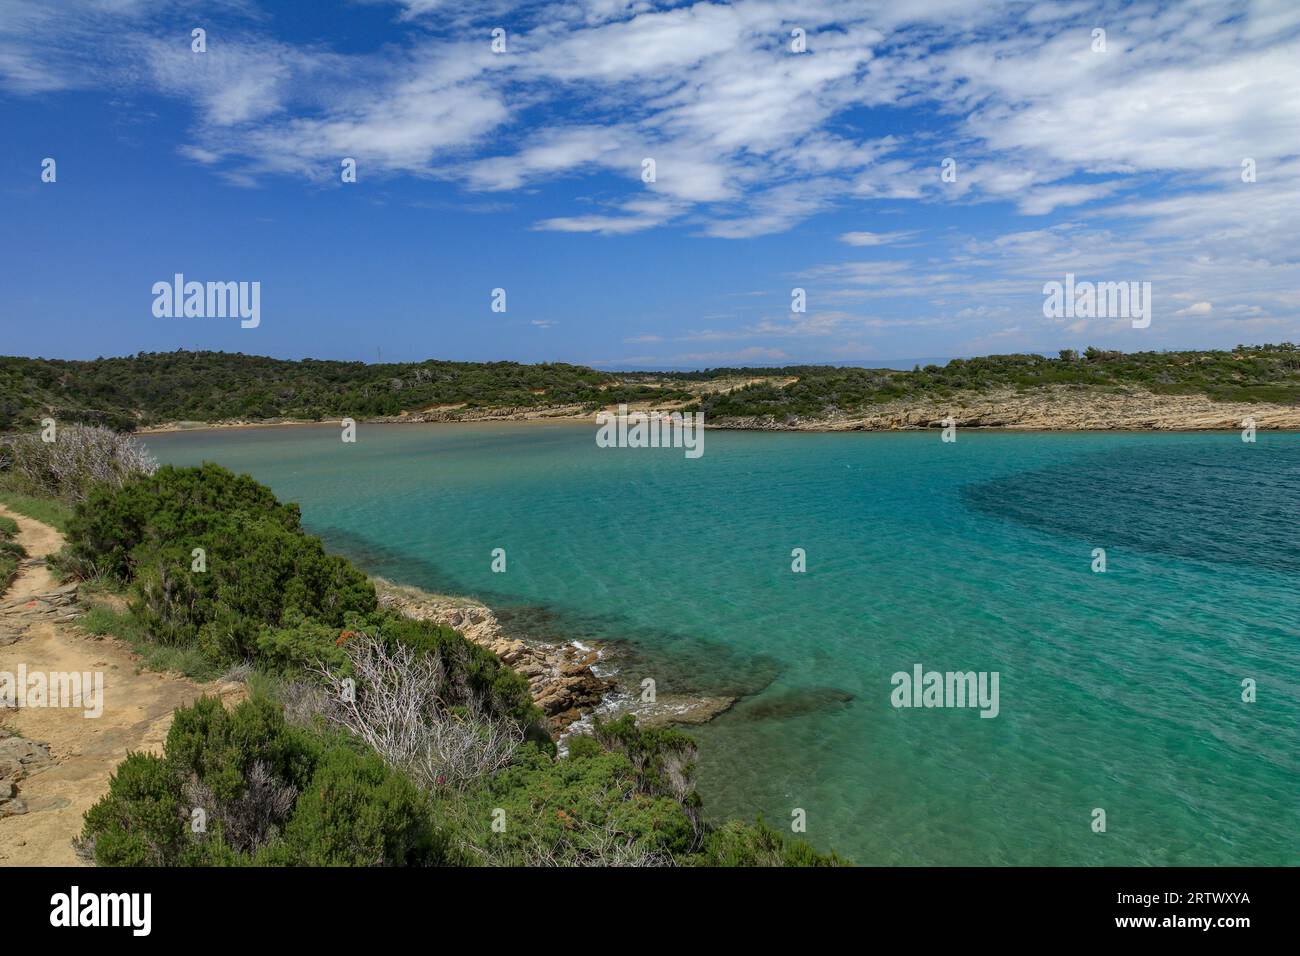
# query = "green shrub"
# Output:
<box><xmin>697</xmin><ymin>819</ymin><xmax>847</xmax><ymax>867</ymax></box>
<box><xmin>62</xmin><ymin>464</ymin><xmax>376</xmax><ymax>666</ymax></box>
<box><xmin>164</xmin><ymin>697</ymin><xmax>318</xmax><ymax>804</ymax></box>
<box><xmin>447</xmin><ymin>742</ymin><xmax>696</xmax><ymax>865</ymax></box>
<box><xmin>64</xmin><ymin>462</ymin><xmax>300</xmax><ymax>583</ymax></box>
<box><xmin>81</xmin><ymin>752</ymin><xmax>186</xmax><ymax>867</ymax></box>
<box><xmin>271</xmin><ymin>745</ymin><xmax>453</xmax><ymax>866</ymax></box>
<box><xmin>591</xmin><ymin>714</ymin><xmax>701</xmax><ymax>818</ymax></box>
<box><xmin>83</xmin><ymin>697</ymin><xmax>453</xmax><ymax>867</ymax></box>
<box><xmin>255</xmin><ymin>610</ymin><xmax>357</xmax><ymax>675</ymax></box>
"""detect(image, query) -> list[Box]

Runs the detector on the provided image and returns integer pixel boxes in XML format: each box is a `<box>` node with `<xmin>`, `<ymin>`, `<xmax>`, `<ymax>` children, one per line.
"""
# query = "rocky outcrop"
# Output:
<box><xmin>0</xmin><ymin>729</ymin><xmax>52</xmax><ymax>818</ymax></box>
<box><xmin>711</xmin><ymin>386</ymin><xmax>1300</xmax><ymax>432</ymax></box>
<box><xmin>0</xmin><ymin>577</ymin><xmax>81</xmax><ymax>647</ymax></box>
<box><xmin>373</xmin><ymin>580</ymin><xmax>611</xmax><ymax>733</ymax></box>
<box><xmin>623</xmin><ymin>693</ymin><xmax>736</xmax><ymax>727</ymax></box>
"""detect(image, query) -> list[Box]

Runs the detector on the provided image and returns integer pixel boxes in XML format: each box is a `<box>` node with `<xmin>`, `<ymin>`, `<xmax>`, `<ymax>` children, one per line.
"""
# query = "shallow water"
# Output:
<box><xmin>143</xmin><ymin>422</ymin><xmax>1300</xmax><ymax>865</ymax></box>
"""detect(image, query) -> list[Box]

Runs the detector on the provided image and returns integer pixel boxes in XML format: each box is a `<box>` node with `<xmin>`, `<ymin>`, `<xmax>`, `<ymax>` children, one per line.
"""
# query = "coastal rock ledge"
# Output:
<box><xmin>373</xmin><ymin>579</ymin><xmax>610</xmax><ymax>733</ymax></box>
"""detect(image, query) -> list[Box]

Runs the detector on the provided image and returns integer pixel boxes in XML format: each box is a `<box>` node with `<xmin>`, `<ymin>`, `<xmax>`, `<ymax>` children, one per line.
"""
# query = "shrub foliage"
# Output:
<box><xmin>65</xmin><ymin>464</ymin><xmax>842</xmax><ymax>867</ymax></box>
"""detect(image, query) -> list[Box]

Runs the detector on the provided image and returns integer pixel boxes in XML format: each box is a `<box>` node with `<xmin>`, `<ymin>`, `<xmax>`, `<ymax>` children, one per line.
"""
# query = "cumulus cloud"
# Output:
<box><xmin>2</xmin><ymin>0</ymin><xmax>1297</xmax><ymax>357</ymax></box>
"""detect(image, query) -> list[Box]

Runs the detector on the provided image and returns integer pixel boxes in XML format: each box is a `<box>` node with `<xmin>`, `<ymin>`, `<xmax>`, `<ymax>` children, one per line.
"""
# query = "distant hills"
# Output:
<box><xmin>2</xmin><ymin>345</ymin><xmax>1299</xmax><ymax>432</ymax></box>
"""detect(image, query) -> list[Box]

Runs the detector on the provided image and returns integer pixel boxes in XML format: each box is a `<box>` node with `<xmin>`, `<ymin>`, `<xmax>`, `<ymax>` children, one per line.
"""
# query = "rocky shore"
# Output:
<box><xmin>709</xmin><ymin>386</ymin><xmax>1300</xmax><ymax>432</ymax></box>
<box><xmin>372</xmin><ymin>579</ymin><xmax>739</xmax><ymax>735</ymax></box>
<box><xmin>373</xmin><ymin>579</ymin><xmax>609</xmax><ymax>733</ymax></box>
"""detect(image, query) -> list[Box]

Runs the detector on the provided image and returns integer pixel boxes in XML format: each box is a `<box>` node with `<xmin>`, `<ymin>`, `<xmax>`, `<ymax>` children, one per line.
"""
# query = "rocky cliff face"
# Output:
<box><xmin>373</xmin><ymin>580</ymin><xmax>610</xmax><ymax>734</ymax></box>
<box><xmin>712</xmin><ymin>386</ymin><xmax>1300</xmax><ymax>432</ymax></box>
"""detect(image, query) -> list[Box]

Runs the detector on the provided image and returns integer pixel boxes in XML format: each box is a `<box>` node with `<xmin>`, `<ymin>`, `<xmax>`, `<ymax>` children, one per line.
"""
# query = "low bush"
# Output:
<box><xmin>0</xmin><ymin>425</ymin><xmax>155</xmax><ymax>502</ymax></box>
<box><xmin>82</xmin><ymin>697</ymin><xmax>457</xmax><ymax>866</ymax></box>
<box><xmin>697</xmin><ymin>818</ymin><xmax>847</xmax><ymax>867</ymax></box>
<box><xmin>62</xmin><ymin>464</ymin><xmax>376</xmax><ymax>665</ymax></box>
<box><xmin>445</xmin><ymin>740</ymin><xmax>695</xmax><ymax>866</ymax></box>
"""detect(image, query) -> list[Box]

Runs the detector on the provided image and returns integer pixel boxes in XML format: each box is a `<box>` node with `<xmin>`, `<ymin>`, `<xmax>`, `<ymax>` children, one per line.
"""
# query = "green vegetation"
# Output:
<box><xmin>0</xmin><ymin>351</ymin><xmax>691</xmax><ymax>430</ymax></box>
<box><xmin>0</xmin><ymin>483</ymin><xmax>73</xmax><ymax>532</ymax></box>
<box><xmin>693</xmin><ymin>345</ymin><xmax>1300</xmax><ymax>421</ymax></box>
<box><xmin>76</xmin><ymin>604</ymin><xmax>217</xmax><ymax>680</ymax></box>
<box><xmin>0</xmin><ymin>392</ymin><xmax>839</xmax><ymax>866</ymax></box>
<box><xmin>0</xmin><ymin>514</ymin><xmax>24</xmax><ymax>594</ymax></box>
<box><xmin>60</xmin><ymin>463</ymin><xmax>541</xmax><ymax>728</ymax></box>
<box><xmin>6</xmin><ymin>346</ymin><xmax>1297</xmax><ymax>433</ymax></box>
<box><xmin>64</xmin><ymin>463</ymin><xmax>378</xmax><ymax>665</ymax></box>
<box><xmin>83</xmin><ymin>696</ymin><xmax>453</xmax><ymax>866</ymax></box>
<box><xmin>60</xmin><ymin>463</ymin><xmax>840</xmax><ymax>866</ymax></box>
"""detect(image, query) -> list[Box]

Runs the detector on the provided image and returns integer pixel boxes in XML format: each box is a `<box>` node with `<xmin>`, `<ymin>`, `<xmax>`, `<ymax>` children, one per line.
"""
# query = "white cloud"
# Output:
<box><xmin>839</xmin><ymin>230</ymin><xmax>916</xmax><ymax>246</ymax></box>
<box><xmin>3</xmin><ymin>0</ymin><xmax>1298</xmax><ymax>357</ymax></box>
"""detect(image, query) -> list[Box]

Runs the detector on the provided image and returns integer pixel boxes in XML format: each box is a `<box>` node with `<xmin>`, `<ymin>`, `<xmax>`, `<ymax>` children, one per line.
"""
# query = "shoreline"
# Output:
<box><xmin>135</xmin><ymin>408</ymin><xmax>593</xmax><ymax>434</ymax></box>
<box><xmin>371</xmin><ymin>578</ymin><xmax>735</xmax><ymax>736</ymax></box>
<box><xmin>136</xmin><ymin>417</ymin><xmax>1300</xmax><ymax>436</ymax></box>
<box><xmin>133</xmin><ymin>387</ymin><xmax>1300</xmax><ymax>435</ymax></box>
<box><xmin>372</xmin><ymin>578</ymin><xmax>608</xmax><ymax>735</ymax></box>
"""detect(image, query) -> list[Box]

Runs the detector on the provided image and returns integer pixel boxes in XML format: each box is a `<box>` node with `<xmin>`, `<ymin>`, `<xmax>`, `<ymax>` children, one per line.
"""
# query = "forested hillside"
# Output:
<box><xmin>0</xmin><ymin>351</ymin><xmax>689</xmax><ymax>430</ymax></box>
<box><xmin>3</xmin><ymin>345</ymin><xmax>1300</xmax><ymax>432</ymax></box>
<box><xmin>694</xmin><ymin>345</ymin><xmax>1300</xmax><ymax>420</ymax></box>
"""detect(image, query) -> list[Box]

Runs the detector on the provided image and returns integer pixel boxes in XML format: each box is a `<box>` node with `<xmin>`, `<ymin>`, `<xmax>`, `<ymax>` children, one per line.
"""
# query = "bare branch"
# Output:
<box><xmin>310</xmin><ymin>633</ymin><xmax>523</xmax><ymax>793</ymax></box>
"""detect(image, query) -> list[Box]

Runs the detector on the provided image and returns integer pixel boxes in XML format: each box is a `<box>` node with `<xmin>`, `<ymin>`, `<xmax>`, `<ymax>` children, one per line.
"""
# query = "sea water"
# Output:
<box><xmin>143</xmin><ymin>423</ymin><xmax>1300</xmax><ymax>865</ymax></box>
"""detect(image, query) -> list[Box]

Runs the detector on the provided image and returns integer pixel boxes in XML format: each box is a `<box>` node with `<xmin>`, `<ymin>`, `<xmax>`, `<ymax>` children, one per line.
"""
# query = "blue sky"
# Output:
<box><xmin>2</xmin><ymin>0</ymin><xmax>1298</xmax><ymax>369</ymax></box>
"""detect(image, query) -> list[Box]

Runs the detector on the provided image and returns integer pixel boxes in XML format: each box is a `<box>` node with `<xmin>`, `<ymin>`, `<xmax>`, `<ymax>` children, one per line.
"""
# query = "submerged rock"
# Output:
<box><xmin>623</xmin><ymin>694</ymin><xmax>736</xmax><ymax>727</ymax></box>
<box><xmin>729</xmin><ymin>686</ymin><xmax>855</xmax><ymax>722</ymax></box>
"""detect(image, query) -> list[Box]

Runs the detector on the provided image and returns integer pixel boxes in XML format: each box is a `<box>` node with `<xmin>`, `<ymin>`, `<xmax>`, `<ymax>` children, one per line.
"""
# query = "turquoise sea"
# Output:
<box><xmin>142</xmin><ymin>423</ymin><xmax>1300</xmax><ymax>865</ymax></box>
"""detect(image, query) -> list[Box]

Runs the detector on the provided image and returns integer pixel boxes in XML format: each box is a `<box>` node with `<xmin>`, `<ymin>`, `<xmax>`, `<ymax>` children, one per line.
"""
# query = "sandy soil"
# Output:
<box><xmin>0</xmin><ymin>506</ymin><xmax>235</xmax><ymax>867</ymax></box>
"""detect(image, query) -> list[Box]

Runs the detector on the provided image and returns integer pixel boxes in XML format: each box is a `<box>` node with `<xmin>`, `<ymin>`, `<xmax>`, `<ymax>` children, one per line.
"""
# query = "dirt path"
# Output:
<box><xmin>0</xmin><ymin>505</ymin><xmax>230</xmax><ymax>866</ymax></box>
